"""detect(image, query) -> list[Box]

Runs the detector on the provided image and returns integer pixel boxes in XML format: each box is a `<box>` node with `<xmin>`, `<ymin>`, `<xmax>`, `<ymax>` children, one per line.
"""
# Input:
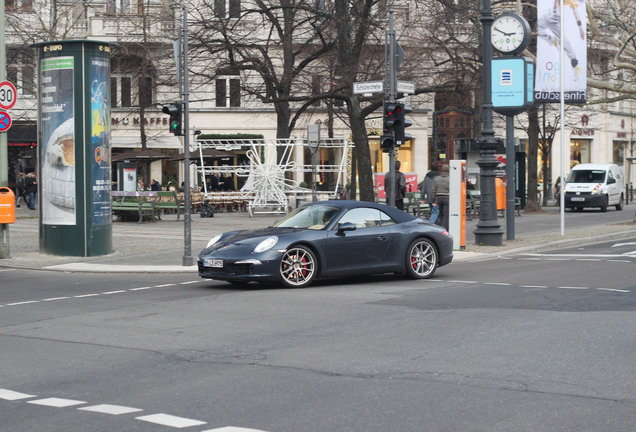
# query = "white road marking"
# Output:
<box><xmin>520</xmin><ymin>285</ymin><xmax>548</xmax><ymax>288</ymax></box>
<box><xmin>74</xmin><ymin>293</ymin><xmax>100</xmax><ymax>298</ymax></box>
<box><xmin>130</xmin><ymin>286</ymin><xmax>154</xmax><ymax>291</ymax></box>
<box><xmin>78</xmin><ymin>404</ymin><xmax>143</xmax><ymax>415</ymax></box>
<box><xmin>102</xmin><ymin>290</ymin><xmax>126</xmax><ymax>295</ymax></box>
<box><xmin>42</xmin><ymin>297</ymin><xmax>71</xmax><ymax>302</ymax></box>
<box><xmin>523</xmin><ymin>253</ymin><xmax>631</xmax><ymax>258</ymax></box>
<box><xmin>0</xmin><ymin>389</ymin><xmax>36</xmax><ymax>400</ymax></box>
<box><xmin>136</xmin><ymin>413</ymin><xmax>206</xmax><ymax>428</ymax></box>
<box><xmin>485</xmin><ymin>282</ymin><xmax>511</xmax><ymax>286</ymax></box>
<box><xmin>179</xmin><ymin>280</ymin><xmax>203</xmax><ymax>285</ymax></box>
<box><xmin>608</xmin><ymin>259</ymin><xmax>632</xmax><ymax>263</ymax></box>
<box><xmin>6</xmin><ymin>300</ymin><xmax>39</xmax><ymax>306</ymax></box>
<box><xmin>575</xmin><ymin>258</ymin><xmax>601</xmax><ymax>261</ymax></box>
<box><xmin>28</xmin><ymin>397</ymin><xmax>86</xmax><ymax>408</ymax></box>
<box><xmin>611</xmin><ymin>242</ymin><xmax>636</xmax><ymax>248</ymax></box>
<box><xmin>447</xmin><ymin>280</ymin><xmax>478</xmax><ymax>284</ymax></box>
<box><xmin>556</xmin><ymin>286</ymin><xmax>589</xmax><ymax>290</ymax></box>
<box><xmin>154</xmin><ymin>284</ymin><xmax>177</xmax><ymax>288</ymax></box>
<box><xmin>598</xmin><ymin>288</ymin><xmax>630</xmax><ymax>293</ymax></box>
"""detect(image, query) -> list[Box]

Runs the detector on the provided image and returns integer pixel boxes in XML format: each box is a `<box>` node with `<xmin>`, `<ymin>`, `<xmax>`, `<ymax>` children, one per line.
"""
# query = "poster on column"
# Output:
<box><xmin>90</xmin><ymin>56</ymin><xmax>112</xmax><ymax>225</ymax></box>
<box><xmin>534</xmin><ymin>0</ymin><xmax>587</xmax><ymax>103</ymax></box>
<box><xmin>40</xmin><ymin>56</ymin><xmax>76</xmax><ymax>225</ymax></box>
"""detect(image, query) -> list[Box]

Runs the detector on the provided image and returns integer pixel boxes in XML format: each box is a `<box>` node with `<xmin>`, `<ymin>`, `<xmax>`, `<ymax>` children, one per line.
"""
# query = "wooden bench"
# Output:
<box><xmin>112</xmin><ymin>191</ymin><xmax>158</xmax><ymax>223</ymax></box>
<box><xmin>155</xmin><ymin>190</ymin><xmax>186</xmax><ymax>220</ymax></box>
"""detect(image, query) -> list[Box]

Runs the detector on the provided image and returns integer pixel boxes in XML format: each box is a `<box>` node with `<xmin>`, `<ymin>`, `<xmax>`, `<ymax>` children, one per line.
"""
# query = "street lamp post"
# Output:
<box><xmin>474</xmin><ymin>0</ymin><xmax>503</xmax><ymax>246</ymax></box>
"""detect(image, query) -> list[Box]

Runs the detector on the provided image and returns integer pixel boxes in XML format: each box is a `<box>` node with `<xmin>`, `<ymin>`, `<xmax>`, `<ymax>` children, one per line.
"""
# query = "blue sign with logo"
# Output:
<box><xmin>492</xmin><ymin>57</ymin><xmax>534</xmax><ymax>115</ymax></box>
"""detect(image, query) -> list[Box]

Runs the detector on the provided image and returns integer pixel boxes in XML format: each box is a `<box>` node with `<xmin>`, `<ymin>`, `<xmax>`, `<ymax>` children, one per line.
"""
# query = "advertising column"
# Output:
<box><xmin>32</xmin><ymin>40</ymin><xmax>115</xmax><ymax>256</ymax></box>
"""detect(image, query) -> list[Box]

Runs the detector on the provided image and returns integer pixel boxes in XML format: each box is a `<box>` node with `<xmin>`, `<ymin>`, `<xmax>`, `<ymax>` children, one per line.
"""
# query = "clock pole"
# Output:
<box><xmin>474</xmin><ymin>0</ymin><xmax>504</xmax><ymax>246</ymax></box>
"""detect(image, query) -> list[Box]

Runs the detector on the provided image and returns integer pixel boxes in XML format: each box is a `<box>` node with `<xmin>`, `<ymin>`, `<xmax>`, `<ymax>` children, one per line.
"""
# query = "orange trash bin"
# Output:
<box><xmin>0</xmin><ymin>187</ymin><xmax>16</xmax><ymax>224</ymax></box>
<box><xmin>495</xmin><ymin>178</ymin><xmax>506</xmax><ymax>211</ymax></box>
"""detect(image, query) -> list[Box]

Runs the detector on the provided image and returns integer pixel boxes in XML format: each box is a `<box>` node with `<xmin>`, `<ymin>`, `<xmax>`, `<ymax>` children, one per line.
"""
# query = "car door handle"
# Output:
<box><xmin>377</xmin><ymin>234</ymin><xmax>388</xmax><ymax>241</ymax></box>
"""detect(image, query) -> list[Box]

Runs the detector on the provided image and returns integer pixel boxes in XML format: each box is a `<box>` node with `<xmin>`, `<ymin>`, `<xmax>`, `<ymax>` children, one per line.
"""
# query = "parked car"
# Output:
<box><xmin>198</xmin><ymin>200</ymin><xmax>454</xmax><ymax>287</ymax></box>
<box><xmin>563</xmin><ymin>163</ymin><xmax>624</xmax><ymax>212</ymax></box>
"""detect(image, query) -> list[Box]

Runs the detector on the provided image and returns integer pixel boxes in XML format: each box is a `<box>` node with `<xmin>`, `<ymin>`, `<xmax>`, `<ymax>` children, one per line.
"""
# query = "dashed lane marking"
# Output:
<box><xmin>78</xmin><ymin>404</ymin><xmax>143</xmax><ymax>415</ymax></box>
<box><xmin>598</xmin><ymin>288</ymin><xmax>630</xmax><ymax>293</ymax></box>
<box><xmin>0</xmin><ymin>389</ymin><xmax>36</xmax><ymax>400</ymax></box>
<box><xmin>556</xmin><ymin>286</ymin><xmax>589</xmax><ymax>290</ymax></box>
<box><xmin>28</xmin><ymin>397</ymin><xmax>86</xmax><ymax>408</ymax></box>
<box><xmin>1</xmin><ymin>280</ymin><xmax>205</xmax><ymax>307</ymax></box>
<box><xmin>136</xmin><ymin>413</ymin><xmax>207</xmax><ymax>428</ymax></box>
<box><xmin>520</xmin><ymin>285</ymin><xmax>548</xmax><ymax>288</ymax></box>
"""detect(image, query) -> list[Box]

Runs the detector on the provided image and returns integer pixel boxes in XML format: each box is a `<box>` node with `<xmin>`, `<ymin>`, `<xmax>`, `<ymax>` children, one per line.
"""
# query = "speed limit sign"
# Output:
<box><xmin>0</xmin><ymin>81</ymin><xmax>17</xmax><ymax>111</ymax></box>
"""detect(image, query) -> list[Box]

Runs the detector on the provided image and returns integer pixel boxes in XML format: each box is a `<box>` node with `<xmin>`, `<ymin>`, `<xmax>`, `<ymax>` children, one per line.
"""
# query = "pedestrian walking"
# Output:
<box><xmin>15</xmin><ymin>172</ymin><xmax>27</xmax><ymax>208</ymax></box>
<box><xmin>421</xmin><ymin>163</ymin><xmax>440</xmax><ymax>224</ymax></box>
<box><xmin>431</xmin><ymin>164</ymin><xmax>450</xmax><ymax>230</ymax></box>
<box><xmin>25</xmin><ymin>172</ymin><xmax>38</xmax><ymax>210</ymax></box>
<box><xmin>384</xmin><ymin>160</ymin><xmax>407</xmax><ymax>210</ymax></box>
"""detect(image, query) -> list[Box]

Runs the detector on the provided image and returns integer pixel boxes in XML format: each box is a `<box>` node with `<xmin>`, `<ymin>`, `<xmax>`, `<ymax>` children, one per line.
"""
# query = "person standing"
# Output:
<box><xmin>431</xmin><ymin>164</ymin><xmax>450</xmax><ymax>230</ymax></box>
<box><xmin>421</xmin><ymin>163</ymin><xmax>440</xmax><ymax>224</ymax></box>
<box><xmin>384</xmin><ymin>160</ymin><xmax>407</xmax><ymax>210</ymax></box>
<box><xmin>150</xmin><ymin>179</ymin><xmax>162</xmax><ymax>191</ymax></box>
<box><xmin>15</xmin><ymin>172</ymin><xmax>27</xmax><ymax>208</ymax></box>
<box><xmin>25</xmin><ymin>172</ymin><xmax>38</xmax><ymax>210</ymax></box>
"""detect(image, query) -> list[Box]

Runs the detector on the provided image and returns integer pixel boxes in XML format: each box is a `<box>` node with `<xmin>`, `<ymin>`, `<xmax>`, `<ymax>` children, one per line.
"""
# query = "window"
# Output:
<box><xmin>7</xmin><ymin>51</ymin><xmax>35</xmax><ymax>97</ymax></box>
<box><xmin>106</xmin><ymin>0</ymin><xmax>131</xmax><ymax>15</ymax></box>
<box><xmin>215</xmin><ymin>0</ymin><xmax>241</xmax><ymax>18</ymax></box>
<box><xmin>216</xmin><ymin>76</ymin><xmax>241</xmax><ymax>107</ymax></box>
<box><xmin>338</xmin><ymin>208</ymin><xmax>394</xmax><ymax>229</ymax></box>
<box><xmin>311</xmin><ymin>75</ymin><xmax>322</xmax><ymax>106</ymax></box>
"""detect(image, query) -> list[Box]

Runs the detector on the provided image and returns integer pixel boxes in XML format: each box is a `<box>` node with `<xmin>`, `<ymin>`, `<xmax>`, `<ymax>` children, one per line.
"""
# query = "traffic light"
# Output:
<box><xmin>381</xmin><ymin>103</ymin><xmax>400</xmax><ymax>153</ymax></box>
<box><xmin>162</xmin><ymin>102</ymin><xmax>182</xmax><ymax>136</ymax></box>
<box><xmin>394</xmin><ymin>103</ymin><xmax>413</xmax><ymax>146</ymax></box>
<box><xmin>380</xmin><ymin>132</ymin><xmax>395</xmax><ymax>153</ymax></box>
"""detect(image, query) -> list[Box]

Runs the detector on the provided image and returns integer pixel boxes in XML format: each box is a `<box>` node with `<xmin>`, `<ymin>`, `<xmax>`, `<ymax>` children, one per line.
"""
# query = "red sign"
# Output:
<box><xmin>0</xmin><ymin>81</ymin><xmax>17</xmax><ymax>110</ymax></box>
<box><xmin>375</xmin><ymin>173</ymin><xmax>418</xmax><ymax>200</ymax></box>
<box><xmin>0</xmin><ymin>111</ymin><xmax>12</xmax><ymax>132</ymax></box>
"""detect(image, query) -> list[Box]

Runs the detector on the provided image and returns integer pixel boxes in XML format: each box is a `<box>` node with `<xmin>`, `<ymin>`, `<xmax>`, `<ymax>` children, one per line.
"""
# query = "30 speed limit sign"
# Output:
<box><xmin>0</xmin><ymin>80</ymin><xmax>17</xmax><ymax>111</ymax></box>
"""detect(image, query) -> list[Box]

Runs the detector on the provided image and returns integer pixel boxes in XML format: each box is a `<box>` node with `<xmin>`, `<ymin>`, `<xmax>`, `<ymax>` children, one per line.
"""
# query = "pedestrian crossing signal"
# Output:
<box><xmin>162</xmin><ymin>103</ymin><xmax>182</xmax><ymax>136</ymax></box>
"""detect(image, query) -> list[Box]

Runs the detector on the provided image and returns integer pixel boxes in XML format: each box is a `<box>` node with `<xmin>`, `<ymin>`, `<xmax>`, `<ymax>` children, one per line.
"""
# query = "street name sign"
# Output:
<box><xmin>353</xmin><ymin>81</ymin><xmax>383</xmax><ymax>95</ymax></box>
<box><xmin>0</xmin><ymin>80</ymin><xmax>17</xmax><ymax>110</ymax></box>
<box><xmin>397</xmin><ymin>81</ymin><xmax>415</xmax><ymax>95</ymax></box>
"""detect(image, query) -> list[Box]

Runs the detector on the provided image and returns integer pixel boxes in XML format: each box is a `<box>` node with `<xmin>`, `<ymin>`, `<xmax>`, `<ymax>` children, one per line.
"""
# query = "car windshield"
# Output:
<box><xmin>272</xmin><ymin>205</ymin><xmax>341</xmax><ymax>230</ymax></box>
<box><xmin>567</xmin><ymin>169</ymin><xmax>606</xmax><ymax>183</ymax></box>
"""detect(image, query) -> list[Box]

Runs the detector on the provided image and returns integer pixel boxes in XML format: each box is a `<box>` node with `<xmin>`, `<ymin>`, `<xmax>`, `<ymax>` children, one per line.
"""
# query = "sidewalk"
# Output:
<box><xmin>1</xmin><ymin>203</ymin><xmax>634</xmax><ymax>273</ymax></box>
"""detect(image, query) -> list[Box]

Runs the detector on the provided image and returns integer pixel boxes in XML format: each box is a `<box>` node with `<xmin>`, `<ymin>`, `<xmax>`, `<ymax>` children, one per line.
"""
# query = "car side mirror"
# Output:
<box><xmin>607</xmin><ymin>177</ymin><xmax>615</xmax><ymax>184</ymax></box>
<box><xmin>337</xmin><ymin>222</ymin><xmax>356</xmax><ymax>233</ymax></box>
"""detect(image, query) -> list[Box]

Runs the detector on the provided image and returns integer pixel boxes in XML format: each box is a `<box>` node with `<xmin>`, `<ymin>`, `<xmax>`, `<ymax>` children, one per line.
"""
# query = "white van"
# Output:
<box><xmin>563</xmin><ymin>163</ymin><xmax>624</xmax><ymax>212</ymax></box>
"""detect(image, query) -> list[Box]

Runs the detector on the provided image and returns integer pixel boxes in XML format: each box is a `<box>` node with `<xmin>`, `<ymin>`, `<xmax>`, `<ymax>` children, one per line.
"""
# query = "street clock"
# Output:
<box><xmin>491</xmin><ymin>12</ymin><xmax>531</xmax><ymax>55</ymax></box>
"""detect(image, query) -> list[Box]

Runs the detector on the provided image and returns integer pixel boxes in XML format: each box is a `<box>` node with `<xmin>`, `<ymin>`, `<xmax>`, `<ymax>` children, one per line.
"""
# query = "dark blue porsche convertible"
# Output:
<box><xmin>198</xmin><ymin>200</ymin><xmax>453</xmax><ymax>287</ymax></box>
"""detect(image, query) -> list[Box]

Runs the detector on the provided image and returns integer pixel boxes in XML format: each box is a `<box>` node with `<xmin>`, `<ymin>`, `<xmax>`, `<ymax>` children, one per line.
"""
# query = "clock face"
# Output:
<box><xmin>492</xmin><ymin>14</ymin><xmax>528</xmax><ymax>54</ymax></box>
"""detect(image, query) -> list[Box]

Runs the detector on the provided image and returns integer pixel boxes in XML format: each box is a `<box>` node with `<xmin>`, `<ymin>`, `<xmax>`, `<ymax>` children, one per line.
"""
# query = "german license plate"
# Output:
<box><xmin>205</xmin><ymin>259</ymin><xmax>223</xmax><ymax>268</ymax></box>
<box><xmin>571</xmin><ymin>197</ymin><xmax>585</xmax><ymax>202</ymax></box>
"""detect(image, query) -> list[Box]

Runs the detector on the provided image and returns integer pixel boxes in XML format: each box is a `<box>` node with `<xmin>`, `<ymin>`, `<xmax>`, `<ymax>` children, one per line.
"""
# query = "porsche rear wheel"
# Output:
<box><xmin>405</xmin><ymin>238</ymin><xmax>438</xmax><ymax>279</ymax></box>
<box><xmin>280</xmin><ymin>246</ymin><xmax>317</xmax><ymax>288</ymax></box>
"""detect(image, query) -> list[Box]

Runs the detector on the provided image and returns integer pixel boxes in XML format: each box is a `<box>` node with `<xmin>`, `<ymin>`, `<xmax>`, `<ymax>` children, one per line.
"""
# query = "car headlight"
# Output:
<box><xmin>254</xmin><ymin>236</ymin><xmax>278</xmax><ymax>253</ymax></box>
<box><xmin>206</xmin><ymin>234</ymin><xmax>223</xmax><ymax>248</ymax></box>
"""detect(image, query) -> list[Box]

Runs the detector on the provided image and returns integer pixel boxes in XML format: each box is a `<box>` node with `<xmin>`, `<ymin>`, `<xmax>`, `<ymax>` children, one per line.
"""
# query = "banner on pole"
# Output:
<box><xmin>534</xmin><ymin>0</ymin><xmax>587</xmax><ymax>103</ymax></box>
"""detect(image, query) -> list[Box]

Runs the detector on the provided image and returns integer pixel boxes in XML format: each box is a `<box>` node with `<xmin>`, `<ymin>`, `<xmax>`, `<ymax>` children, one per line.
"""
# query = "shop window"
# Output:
<box><xmin>613</xmin><ymin>141</ymin><xmax>625</xmax><ymax>164</ymax></box>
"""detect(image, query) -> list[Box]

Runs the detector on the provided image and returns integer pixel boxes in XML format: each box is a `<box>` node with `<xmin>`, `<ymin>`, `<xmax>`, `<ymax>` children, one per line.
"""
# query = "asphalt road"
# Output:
<box><xmin>1</xmin><ymin>235</ymin><xmax>635</xmax><ymax>432</ymax></box>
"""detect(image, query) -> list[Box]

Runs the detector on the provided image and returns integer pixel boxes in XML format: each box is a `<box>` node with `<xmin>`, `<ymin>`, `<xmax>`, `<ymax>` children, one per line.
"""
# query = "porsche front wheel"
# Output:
<box><xmin>405</xmin><ymin>238</ymin><xmax>438</xmax><ymax>279</ymax></box>
<box><xmin>280</xmin><ymin>246</ymin><xmax>317</xmax><ymax>288</ymax></box>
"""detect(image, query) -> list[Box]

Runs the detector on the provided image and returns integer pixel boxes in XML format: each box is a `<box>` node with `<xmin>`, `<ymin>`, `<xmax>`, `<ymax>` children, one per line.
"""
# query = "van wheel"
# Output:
<box><xmin>616</xmin><ymin>195</ymin><xmax>624</xmax><ymax>211</ymax></box>
<box><xmin>600</xmin><ymin>195</ymin><xmax>608</xmax><ymax>212</ymax></box>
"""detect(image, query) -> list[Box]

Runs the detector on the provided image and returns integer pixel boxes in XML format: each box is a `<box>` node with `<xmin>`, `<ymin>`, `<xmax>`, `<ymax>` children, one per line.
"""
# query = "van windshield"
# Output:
<box><xmin>567</xmin><ymin>169</ymin><xmax>606</xmax><ymax>183</ymax></box>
